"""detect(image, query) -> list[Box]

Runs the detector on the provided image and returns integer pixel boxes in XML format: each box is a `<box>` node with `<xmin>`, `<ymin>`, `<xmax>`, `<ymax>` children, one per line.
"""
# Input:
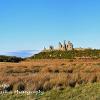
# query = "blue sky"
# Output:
<box><xmin>0</xmin><ymin>0</ymin><xmax>100</xmax><ymax>51</ymax></box>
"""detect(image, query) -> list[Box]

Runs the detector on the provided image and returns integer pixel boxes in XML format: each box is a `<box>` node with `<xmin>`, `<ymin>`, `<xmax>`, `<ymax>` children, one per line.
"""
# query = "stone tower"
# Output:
<box><xmin>59</xmin><ymin>42</ymin><xmax>63</xmax><ymax>51</ymax></box>
<box><xmin>66</xmin><ymin>41</ymin><xmax>73</xmax><ymax>51</ymax></box>
<box><xmin>49</xmin><ymin>45</ymin><xmax>54</xmax><ymax>51</ymax></box>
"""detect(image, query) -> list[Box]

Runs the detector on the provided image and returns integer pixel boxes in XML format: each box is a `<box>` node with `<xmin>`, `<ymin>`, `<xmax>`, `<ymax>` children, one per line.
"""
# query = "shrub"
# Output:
<box><xmin>68</xmin><ymin>80</ymin><xmax>76</xmax><ymax>87</ymax></box>
<box><xmin>17</xmin><ymin>83</ymin><xmax>25</xmax><ymax>91</ymax></box>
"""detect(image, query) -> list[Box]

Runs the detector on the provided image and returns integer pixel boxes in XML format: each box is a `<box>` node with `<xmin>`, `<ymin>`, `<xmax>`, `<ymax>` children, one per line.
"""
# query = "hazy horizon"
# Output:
<box><xmin>0</xmin><ymin>50</ymin><xmax>41</xmax><ymax>58</ymax></box>
<box><xmin>0</xmin><ymin>0</ymin><xmax>100</xmax><ymax>51</ymax></box>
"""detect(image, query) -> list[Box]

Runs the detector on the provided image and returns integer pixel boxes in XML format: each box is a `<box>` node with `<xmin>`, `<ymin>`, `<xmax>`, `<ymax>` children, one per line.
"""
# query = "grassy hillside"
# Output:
<box><xmin>31</xmin><ymin>49</ymin><xmax>100</xmax><ymax>59</ymax></box>
<box><xmin>0</xmin><ymin>83</ymin><xmax>100</xmax><ymax>100</ymax></box>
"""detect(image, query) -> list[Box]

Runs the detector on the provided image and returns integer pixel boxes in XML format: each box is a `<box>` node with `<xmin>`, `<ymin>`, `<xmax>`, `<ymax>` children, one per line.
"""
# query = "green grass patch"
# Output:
<box><xmin>0</xmin><ymin>82</ymin><xmax>100</xmax><ymax>100</ymax></box>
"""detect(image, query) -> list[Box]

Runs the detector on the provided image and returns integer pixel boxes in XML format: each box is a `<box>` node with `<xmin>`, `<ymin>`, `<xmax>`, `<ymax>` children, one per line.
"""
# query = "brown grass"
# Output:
<box><xmin>0</xmin><ymin>59</ymin><xmax>100</xmax><ymax>91</ymax></box>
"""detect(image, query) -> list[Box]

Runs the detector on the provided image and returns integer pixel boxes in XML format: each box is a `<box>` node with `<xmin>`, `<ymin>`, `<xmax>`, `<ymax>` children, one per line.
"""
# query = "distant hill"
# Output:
<box><xmin>31</xmin><ymin>49</ymin><xmax>100</xmax><ymax>59</ymax></box>
<box><xmin>0</xmin><ymin>50</ymin><xmax>41</xmax><ymax>62</ymax></box>
<box><xmin>0</xmin><ymin>55</ymin><xmax>23</xmax><ymax>62</ymax></box>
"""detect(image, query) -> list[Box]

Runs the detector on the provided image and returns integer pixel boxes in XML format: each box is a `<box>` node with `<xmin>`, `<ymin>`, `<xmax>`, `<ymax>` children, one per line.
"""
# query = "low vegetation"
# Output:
<box><xmin>31</xmin><ymin>49</ymin><xmax>100</xmax><ymax>59</ymax></box>
<box><xmin>0</xmin><ymin>57</ymin><xmax>100</xmax><ymax>99</ymax></box>
<box><xmin>0</xmin><ymin>59</ymin><xmax>100</xmax><ymax>92</ymax></box>
<box><xmin>0</xmin><ymin>55</ymin><xmax>23</xmax><ymax>63</ymax></box>
<box><xmin>0</xmin><ymin>83</ymin><xmax>100</xmax><ymax>100</ymax></box>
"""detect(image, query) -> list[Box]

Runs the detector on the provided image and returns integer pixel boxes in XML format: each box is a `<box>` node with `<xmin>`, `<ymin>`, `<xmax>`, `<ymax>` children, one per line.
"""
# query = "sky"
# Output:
<box><xmin>0</xmin><ymin>0</ymin><xmax>100</xmax><ymax>52</ymax></box>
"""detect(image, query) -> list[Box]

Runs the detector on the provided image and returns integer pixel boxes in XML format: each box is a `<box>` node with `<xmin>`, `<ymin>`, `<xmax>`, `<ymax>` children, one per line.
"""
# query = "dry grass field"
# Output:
<box><xmin>0</xmin><ymin>59</ymin><xmax>100</xmax><ymax>92</ymax></box>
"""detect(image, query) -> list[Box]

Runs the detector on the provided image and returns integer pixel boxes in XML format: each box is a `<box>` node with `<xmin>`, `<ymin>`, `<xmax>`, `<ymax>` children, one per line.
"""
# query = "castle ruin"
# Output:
<box><xmin>43</xmin><ymin>40</ymin><xmax>73</xmax><ymax>51</ymax></box>
<box><xmin>59</xmin><ymin>41</ymin><xmax>73</xmax><ymax>51</ymax></box>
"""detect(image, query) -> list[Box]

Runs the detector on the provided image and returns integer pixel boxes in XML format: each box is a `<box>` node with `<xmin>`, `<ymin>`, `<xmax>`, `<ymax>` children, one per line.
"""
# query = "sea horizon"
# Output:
<box><xmin>0</xmin><ymin>50</ymin><xmax>41</xmax><ymax>58</ymax></box>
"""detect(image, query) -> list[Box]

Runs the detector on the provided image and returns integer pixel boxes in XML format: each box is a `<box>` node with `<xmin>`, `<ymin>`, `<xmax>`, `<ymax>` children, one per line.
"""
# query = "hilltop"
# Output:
<box><xmin>30</xmin><ymin>40</ymin><xmax>100</xmax><ymax>59</ymax></box>
<box><xmin>31</xmin><ymin>49</ymin><xmax>100</xmax><ymax>59</ymax></box>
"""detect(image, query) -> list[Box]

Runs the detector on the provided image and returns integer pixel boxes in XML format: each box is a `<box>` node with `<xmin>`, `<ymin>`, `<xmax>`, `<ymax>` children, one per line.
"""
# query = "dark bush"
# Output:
<box><xmin>17</xmin><ymin>83</ymin><xmax>25</xmax><ymax>91</ymax></box>
<box><xmin>67</xmin><ymin>69</ymin><xmax>73</xmax><ymax>73</ymax></box>
<box><xmin>54</xmin><ymin>69</ymin><xmax>59</xmax><ymax>73</ymax></box>
<box><xmin>68</xmin><ymin>80</ymin><xmax>76</xmax><ymax>87</ymax></box>
<box><xmin>0</xmin><ymin>55</ymin><xmax>23</xmax><ymax>62</ymax></box>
